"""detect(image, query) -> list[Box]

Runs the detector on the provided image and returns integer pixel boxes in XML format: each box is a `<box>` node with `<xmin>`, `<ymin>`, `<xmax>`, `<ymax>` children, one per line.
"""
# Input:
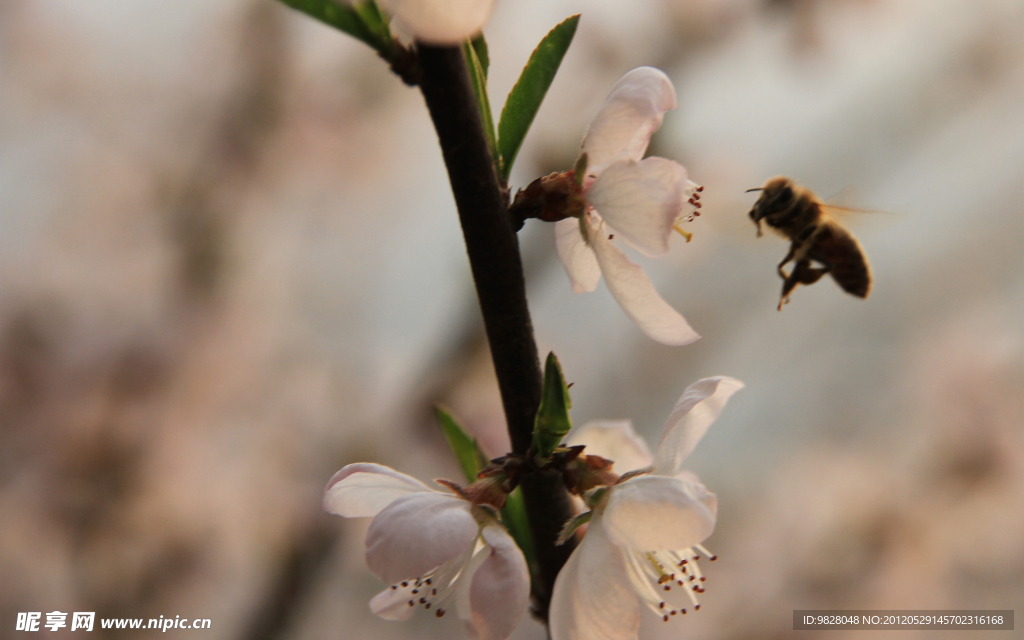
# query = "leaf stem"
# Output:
<box><xmin>416</xmin><ymin>44</ymin><xmax>575</xmax><ymax>621</ymax></box>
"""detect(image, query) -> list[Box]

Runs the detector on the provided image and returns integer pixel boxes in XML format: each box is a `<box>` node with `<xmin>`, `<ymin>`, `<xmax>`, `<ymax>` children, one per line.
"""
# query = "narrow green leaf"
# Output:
<box><xmin>351</xmin><ymin>1</ymin><xmax>392</xmax><ymax>44</ymax></box>
<box><xmin>573</xmin><ymin>152</ymin><xmax>588</xmax><ymax>188</ymax></box>
<box><xmin>556</xmin><ymin>510</ymin><xmax>592</xmax><ymax>545</ymax></box>
<box><xmin>497</xmin><ymin>15</ymin><xmax>580</xmax><ymax>183</ymax></box>
<box><xmin>471</xmin><ymin>35</ymin><xmax>490</xmax><ymax>80</ymax></box>
<box><xmin>276</xmin><ymin>0</ymin><xmax>384</xmax><ymax>53</ymax></box>
<box><xmin>462</xmin><ymin>41</ymin><xmax>498</xmax><ymax>166</ymax></box>
<box><xmin>501</xmin><ymin>487</ymin><xmax>537</xmax><ymax>581</ymax></box>
<box><xmin>436</xmin><ymin>406</ymin><xmax>488</xmax><ymax>485</ymax></box>
<box><xmin>531</xmin><ymin>352</ymin><xmax>573</xmax><ymax>461</ymax></box>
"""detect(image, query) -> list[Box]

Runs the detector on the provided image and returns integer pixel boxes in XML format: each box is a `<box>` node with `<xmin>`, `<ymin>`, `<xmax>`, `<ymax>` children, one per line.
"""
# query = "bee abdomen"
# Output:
<box><xmin>812</xmin><ymin>222</ymin><xmax>872</xmax><ymax>298</ymax></box>
<box><xmin>831</xmin><ymin>253</ymin><xmax>871</xmax><ymax>298</ymax></box>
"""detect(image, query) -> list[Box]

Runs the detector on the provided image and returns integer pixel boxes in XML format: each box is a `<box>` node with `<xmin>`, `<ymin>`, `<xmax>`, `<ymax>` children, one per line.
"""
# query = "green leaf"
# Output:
<box><xmin>556</xmin><ymin>510</ymin><xmax>592</xmax><ymax>545</ymax></box>
<box><xmin>351</xmin><ymin>1</ymin><xmax>392</xmax><ymax>43</ymax></box>
<box><xmin>436</xmin><ymin>406</ymin><xmax>488</xmax><ymax>485</ymax></box>
<box><xmin>462</xmin><ymin>41</ymin><xmax>498</xmax><ymax>166</ymax></box>
<box><xmin>531</xmin><ymin>352</ymin><xmax>573</xmax><ymax>461</ymax></box>
<box><xmin>497</xmin><ymin>15</ymin><xmax>580</xmax><ymax>183</ymax></box>
<box><xmin>471</xmin><ymin>35</ymin><xmax>490</xmax><ymax>80</ymax></box>
<box><xmin>276</xmin><ymin>0</ymin><xmax>389</xmax><ymax>54</ymax></box>
<box><xmin>500</xmin><ymin>487</ymin><xmax>537</xmax><ymax>579</ymax></box>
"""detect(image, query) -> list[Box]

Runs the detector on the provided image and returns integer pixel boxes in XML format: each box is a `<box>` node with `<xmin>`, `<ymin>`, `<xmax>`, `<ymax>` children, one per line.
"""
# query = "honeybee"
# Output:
<box><xmin>747</xmin><ymin>177</ymin><xmax>872</xmax><ymax>310</ymax></box>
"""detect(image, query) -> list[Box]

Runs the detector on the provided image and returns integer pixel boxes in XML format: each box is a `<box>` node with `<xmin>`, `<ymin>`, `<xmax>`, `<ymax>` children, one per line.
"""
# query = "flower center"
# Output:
<box><xmin>383</xmin><ymin>537</ymin><xmax>487</xmax><ymax>619</ymax></box>
<box><xmin>622</xmin><ymin>544</ymin><xmax>717</xmax><ymax>622</ymax></box>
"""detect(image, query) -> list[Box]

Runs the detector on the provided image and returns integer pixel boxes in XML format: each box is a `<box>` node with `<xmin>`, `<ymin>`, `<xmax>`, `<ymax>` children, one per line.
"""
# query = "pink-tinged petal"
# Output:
<box><xmin>565</xmin><ymin>420</ymin><xmax>654</xmax><ymax>473</ymax></box>
<box><xmin>463</xmin><ymin>526</ymin><xmax>530</xmax><ymax>640</ymax></box>
<box><xmin>323</xmin><ymin>463</ymin><xmax>432</xmax><ymax>518</ymax></box>
<box><xmin>603</xmin><ymin>475</ymin><xmax>716</xmax><ymax>552</ymax></box>
<box><xmin>587</xmin><ymin>157</ymin><xmax>688</xmax><ymax>257</ymax></box>
<box><xmin>379</xmin><ymin>0</ymin><xmax>494</xmax><ymax>44</ymax></box>
<box><xmin>368</xmin><ymin>586</ymin><xmax>417</xmax><ymax>621</ymax></box>
<box><xmin>582</xmin><ymin>67</ymin><xmax>677</xmax><ymax>177</ymax></box>
<box><xmin>365</xmin><ymin>492</ymin><xmax>478</xmax><ymax>584</ymax></box>
<box><xmin>550</xmin><ymin>514</ymin><xmax>640</xmax><ymax>640</ymax></box>
<box><xmin>555</xmin><ymin>217</ymin><xmax>601</xmax><ymax>293</ymax></box>
<box><xmin>654</xmin><ymin>376</ymin><xmax>744</xmax><ymax>477</ymax></box>
<box><xmin>590</xmin><ymin>231</ymin><xmax>699</xmax><ymax>346</ymax></box>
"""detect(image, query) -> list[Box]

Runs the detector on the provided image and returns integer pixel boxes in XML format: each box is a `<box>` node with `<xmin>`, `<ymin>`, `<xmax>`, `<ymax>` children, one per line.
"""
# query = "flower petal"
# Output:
<box><xmin>590</xmin><ymin>230</ymin><xmax>699</xmax><ymax>346</ymax></box>
<box><xmin>323</xmin><ymin>463</ymin><xmax>432</xmax><ymax>518</ymax></box>
<box><xmin>587</xmin><ymin>157</ymin><xmax>688</xmax><ymax>257</ymax></box>
<box><xmin>582</xmin><ymin>67</ymin><xmax>677</xmax><ymax>177</ymax></box>
<box><xmin>462</xmin><ymin>525</ymin><xmax>530</xmax><ymax>640</ymax></box>
<box><xmin>379</xmin><ymin>0</ymin><xmax>494</xmax><ymax>44</ymax></box>
<box><xmin>550</xmin><ymin>515</ymin><xmax>640</xmax><ymax>640</ymax></box>
<box><xmin>555</xmin><ymin>217</ymin><xmax>601</xmax><ymax>293</ymax></box>
<box><xmin>365</xmin><ymin>492</ymin><xmax>478</xmax><ymax>584</ymax></box>
<box><xmin>654</xmin><ymin>376</ymin><xmax>744</xmax><ymax>477</ymax></box>
<box><xmin>368</xmin><ymin>586</ymin><xmax>417</xmax><ymax>621</ymax></box>
<box><xmin>564</xmin><ymin>420</ymin><xmax>654</xmax><ymax>474</ymax></box>
<box><xmin>603</xmin><ymin>475</ymin><xmax>716</xmax><ymax>552</ymax></box>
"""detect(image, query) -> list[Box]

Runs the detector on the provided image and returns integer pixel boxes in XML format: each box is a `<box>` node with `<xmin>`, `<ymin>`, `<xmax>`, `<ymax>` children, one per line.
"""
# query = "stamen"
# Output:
<box><xmin>626</xmin><ymin>549</ymin><xmax>709</xmax><ymax>620</ymax></box>
<box><xmin>673</xmin><ymin>224</ymin><xmax>693</xmax><ymax>242</ymax></box>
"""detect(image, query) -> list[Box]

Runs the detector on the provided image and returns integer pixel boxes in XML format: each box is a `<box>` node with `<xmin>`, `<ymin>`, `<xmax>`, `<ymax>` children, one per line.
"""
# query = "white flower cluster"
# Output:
<box><xmin>326</xmin><ymin>377</ymin><xmax>742</xmax><ymax>640</ymax></box>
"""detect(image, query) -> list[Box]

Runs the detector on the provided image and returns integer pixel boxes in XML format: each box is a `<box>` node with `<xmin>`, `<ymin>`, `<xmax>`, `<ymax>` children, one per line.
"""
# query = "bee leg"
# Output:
<box><xmin>776</xmin><ymin>244</ymin><xmax>797</xmax><ymax>280</ymax></box>
<box><xmin>778</xmin><ymin>259</ymin><xmax>830</xmax><ymax>310</ymax></box>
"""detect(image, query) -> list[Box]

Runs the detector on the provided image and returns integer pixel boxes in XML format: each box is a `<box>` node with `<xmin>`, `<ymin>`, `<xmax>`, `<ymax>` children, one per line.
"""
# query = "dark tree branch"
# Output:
<box><xmin>416</xmin><ymin>44</ymin><xmax>575</xmax><ymax>620</ymax></box>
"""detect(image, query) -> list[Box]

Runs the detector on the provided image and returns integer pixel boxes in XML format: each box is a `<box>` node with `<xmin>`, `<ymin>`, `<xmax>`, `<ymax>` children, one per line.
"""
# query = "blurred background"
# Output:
<box><xmin>2</xmin><ymin>0</ymin><xmax>1023</xmax><ymax>638</ymax></box>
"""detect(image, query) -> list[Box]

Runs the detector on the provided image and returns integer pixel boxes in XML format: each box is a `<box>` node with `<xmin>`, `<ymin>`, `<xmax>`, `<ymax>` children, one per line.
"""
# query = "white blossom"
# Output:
<box><xmin>550</xmin><ymin>377</ymin><xmax>744</xmax><ymax>640</ymax></box>
<box><xmin>556</xmin><ymin>67</ymin><xmax>703</xmax><ymax>345</ymax></box>
<box><xmin>378</xmin><ymin>0</ymin><xmax>495</xmax><ymax>44</ymax></box>
<box><xmin>324</xmin><ymin>463</ymin><xmax>528</xmax><ymax>640</ymax></box>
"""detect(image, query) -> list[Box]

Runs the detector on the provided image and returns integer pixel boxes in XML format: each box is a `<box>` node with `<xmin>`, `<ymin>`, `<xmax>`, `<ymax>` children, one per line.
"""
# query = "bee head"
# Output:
<box><xmin>747</xmin><ymin>177</ymin><xmax>796</xmax><ymax>236</ymax></box>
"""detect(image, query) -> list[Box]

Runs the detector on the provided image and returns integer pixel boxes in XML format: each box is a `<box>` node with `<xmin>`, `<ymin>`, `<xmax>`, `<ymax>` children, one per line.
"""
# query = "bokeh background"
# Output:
<box><xmin>2</xmin><ymin>0</ymin><xmax>1023</xmax><ymax>638</ymax></box>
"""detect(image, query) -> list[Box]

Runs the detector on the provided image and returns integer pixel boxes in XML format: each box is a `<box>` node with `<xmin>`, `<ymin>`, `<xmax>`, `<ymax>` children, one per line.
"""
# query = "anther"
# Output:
<box><xmin>659</xmin><ymin>602</ymin><xmax>665</xmax><ymax>609</ymax></box>
<box><xmin>411</xmin><ymin>589</ymin><xmax>419</xmax><ymax>594</ymax></box>
<box><xmin>390</xmin><ymin>585</ymin><xmax>397</xmax><ymax>590</ymax></box>
<box><xmin>695</xmin><ymin>604</ymin><xmax>701</xmax><ymax>611</ymax></box>
<box><xmin>608</xmin><ymin>234</ymin><xmax>614</xmax><ymax>240</ymax></box>
<box><xmin>663</xmin><ymin>585</ymin><xmax>671</xmax><ymax>592</ymax></box>
<box><xmin>408</xmin><ymin>601</ymin><xmax>415</xmax><ymax>607</ymax></box>
<box><xmin>436</xmin><ymin>609</ymin><xmax>445</xmax><ymax>618</ymax></box>
<box><xmin>700</xmin><ymin>577</ymin><xmax>706</xmax><ymax>582</ymax></box>
<box><xmin>681</xmin><ymin>609</ymin><xmax>687</xmax><ymax>614</ymax></box>
<box><xmin>432</xmin><ymin>588</ymin><xmax>437</xmax><ymax>595</ymax></box>
<box><xmin>425</xmin><ymin>578</ymin><xmax>432</xmax><ymax>585</ymax></box>
<box><xmin>709</xmin><ymin>555</ymin><xmax>718</xmax><ymax>561</ymax></box>
<box><xmin>419</xmin><ymin>598</ymin><xmax>427</xmax><ymax>604</ymax></box>
<box><xmin>401</xmin><ymin>581</ymin><xmax>409</xmax><ymax>587</ymax></box>
<box><xmin>663</xmin><ymin>615</ymin><xmax>669</xmax><ymax>622</ymax></box>
<box><xmin>671</xmin><ymin>610</ymin><xmax>677</xmax><ymax>616</ymax></box>
<box><xmin>425</xmin><ymin>603</ymin><xmax>431</xmax><ymax>610</ymax></box>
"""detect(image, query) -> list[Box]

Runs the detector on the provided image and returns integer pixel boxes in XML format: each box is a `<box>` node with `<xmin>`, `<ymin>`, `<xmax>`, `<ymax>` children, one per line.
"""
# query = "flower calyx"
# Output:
<box><xmin>508</xmin><ymin>170</ymin><xmax>587</xmax><ymax>230</ymax></box>
<box><xmin>435</xmin><ymin>467</ymin><xmax>511</xmax><ymax>510</ymax></box>
<box><xmin>563</xmin><ymin>453</ymin><xmax>622</xmax><ymax>496</ymax></box>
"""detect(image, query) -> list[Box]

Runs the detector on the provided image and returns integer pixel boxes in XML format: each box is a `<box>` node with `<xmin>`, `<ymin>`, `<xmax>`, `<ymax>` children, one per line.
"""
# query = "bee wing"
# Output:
<box><xmin>819</xmin><ymin>203</ymin><xmax>899</xmax><ymax>230</ymax></box>
<box><xmin>821</xmin><ymin>184</ymin><xmax>900</xmax><ymax>226</ymax></box>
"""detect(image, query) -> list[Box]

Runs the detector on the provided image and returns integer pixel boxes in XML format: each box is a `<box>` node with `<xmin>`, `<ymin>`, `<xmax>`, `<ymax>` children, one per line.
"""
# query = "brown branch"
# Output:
<box><xmin>415</xmin><ymin>43</ymin><xmax>575</xmax><ymax>621</ymax></box>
